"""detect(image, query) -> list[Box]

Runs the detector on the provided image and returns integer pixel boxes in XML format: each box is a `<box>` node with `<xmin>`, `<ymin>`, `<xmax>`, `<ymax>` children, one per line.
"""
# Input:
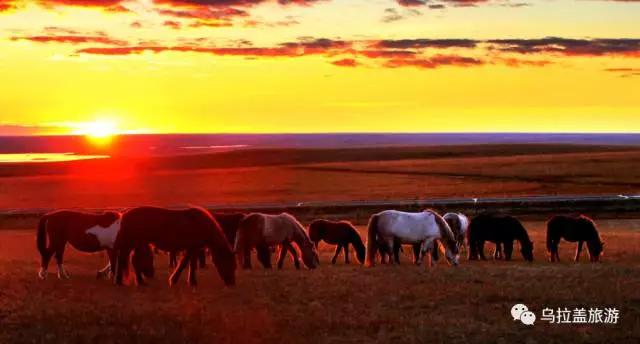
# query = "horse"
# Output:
<box><xmin>167</xmin><ymin>212</ymin><xmax>247</xmax><ymax>269</ymax></box>
<box><xmin>443</xmin><ymin>212</ymin><xmax>470</xmax><ymax>252</ymax></box>
<box><xmin>114</xmin><ymin>206</ymin><xmax>236</xmax><ymax>287</ymax></box>
<box><xmin>234</xmin><ymin>213</ymin><xmax>320</xmax><ymax>270</ymax></box>
<box><xmin>365</xmin><ymin>209</ymin><xmax>459</xmax><ymax>267</ymax></box>
<box><xmin>547</xmin><ymin>215</ymin><xmax>604</xmax><ymax>262</ymax></box>
<box><xmin>308</xmin><ymin>219</ymin><xmax>366</xmax><ymax>264</ymax></box>
<box><xmin>467</xmin><ymin>213</ymin><xmax>534</xmax><ymax>262</ymax></box>
<box><xmin>36</xmin><ymin>210</ymin><xmax>154</xmax><ymax>280</ymax></box>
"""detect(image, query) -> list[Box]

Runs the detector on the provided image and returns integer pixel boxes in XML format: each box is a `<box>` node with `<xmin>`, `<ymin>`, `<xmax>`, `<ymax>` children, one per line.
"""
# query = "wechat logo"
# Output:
<box><xmin>511</xmin><ymin>304</ymin><xmax>536</xmax><ymax>326</ymax></box>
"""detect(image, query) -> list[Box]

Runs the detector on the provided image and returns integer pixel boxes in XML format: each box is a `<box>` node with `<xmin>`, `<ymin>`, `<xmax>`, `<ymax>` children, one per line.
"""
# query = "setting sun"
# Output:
<box><xmin>71</xmin><ymin>120</ymin><xmax>118</xmax><ymax>145</ymax></box>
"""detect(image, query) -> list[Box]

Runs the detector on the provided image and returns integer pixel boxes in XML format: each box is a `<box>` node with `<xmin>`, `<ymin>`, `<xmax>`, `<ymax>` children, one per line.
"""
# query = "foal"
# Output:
<box><xmin>308</xmin><ymin>219</ymin><xmax>366</xmax><ymax>264</ymax></box>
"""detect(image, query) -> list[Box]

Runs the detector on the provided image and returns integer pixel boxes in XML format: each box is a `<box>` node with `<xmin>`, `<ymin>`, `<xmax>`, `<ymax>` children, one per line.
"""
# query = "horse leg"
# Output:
<box><xmin>344</xmin><ymin>243</ymin><xmax>350</xmax><ymax>264</ymax></box>
<box><xmin>198</xmin><ymin>249</ymin><xmax>207</xmax><ymax>269</ymax></box>
<box><xmin>468</xmin><ymin>239</ymin><xmax>478</xmax><ymax>261</ymax></box>
<box><xmin>188</xmin><ymin>252</ymin><xmax>198</xmax><ymax>286</ymax></box>
<box><xmin>392</xmin><ymin>239</ymin><xmax>401</xmax><ymax>265</ymax></box>
<box><xmin>53</xmin><ymin>241</ymin><xmax>70</xmax><ymax>280</ymax></box>
<box><xmin>411</xmin><ymin>243</ymin><xmax>421</xmax><ymax>265</ymax></box>
<box><xmin>242</xmin><ymin>247</ymin><xmax>253</xmax><ymax>270</ymax></box>
<box><xmin>431</xmin><ymin>240</ymin><xmax>440</xmax><ymax>263</ymax></box>
<box><xmin>169</xmin><ymin>250</ymin><xmax>193</xmax><ymax>287</ymax></box>
<box><xmin>503</xmin><ymin>241</ymin><xmax>513</xmax><ymax>261</ymax></box>
<box><xmin>96</xmin><ymin>250</ymin><xmax>112</xmax><ymax>280</ymax></box>
<box><xmin>289</xmin><ymin>244</ymin><xmax>301</xmax><ymax>270</ymax></box>
<box><xmin>169</xmin><ymin>251</ymin><xmax>177</xmax><ymax>268</ymax></box>
<box><xmin>478</xmin><ymin>241</ymin><xmax>487</xmax><ymax>261</ymax></box>
<box><xmin>114</xmin><ymin>248</ymin><xmax>132</xmax><ymax>286</ymax></box>
<box><xmin>257</xmin><ymin>245</ymin><xmax>272</xmax><ymax>269</ymax></box>
<box><xmin>331</xmin><ymin>244</ymin><xmax>342</xmax><ymax>265</ymax></box>
<box><xmin>39</xmin><ymin>246</ymin><xmax>54</xmax><ymax>280</ymax></box>
<box><xmin>493</xmin><ymin>242</ymin><xmax>502</xmax><ymax>260</ymax></box>
<box><xmin>575</xmin><ymin>241</ymin><xmax>583</xmax><ymax>262</ymax></box>
<box><xmin>277</xmin><ymin>244</ymin><xmax>289</xmax><ymax>269</ymax></box>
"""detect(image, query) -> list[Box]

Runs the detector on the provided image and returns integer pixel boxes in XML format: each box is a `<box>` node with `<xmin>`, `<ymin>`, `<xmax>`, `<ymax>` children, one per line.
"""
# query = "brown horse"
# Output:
<box><xmin>308</xmin><ymin>219</ymin><xmax>365</xmax><ymax>264</ymax></box>
<box><xmin>547</xmin><ymin>215</ymin><xmax>604</xmax><ymax>262</ymax></box>
<box><xmin>235</xmin><ymin>213</ymin><xmax>320</xmax><ymax>270</ymax></box>
<box><xmin>168</xmin><ymin>212</ymin><xmax>246</xmax><ymax>269</ymax></box>
<box><xmin>114</xmin><ymin>206</ymin><xmax>236</xmax><ymax>287</ymax></box>
<box><xmin>36</xmin><ymin>210</ymin><xmax>154</xmax><ymax>280</ymax></box>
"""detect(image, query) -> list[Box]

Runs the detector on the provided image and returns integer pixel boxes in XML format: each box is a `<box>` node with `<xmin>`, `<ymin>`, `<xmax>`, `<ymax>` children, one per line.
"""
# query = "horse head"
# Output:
<box><xmin>442</xmin><ymin>239</ymin><xmax>460</xmax><ymax>266</ymax></box>
<box><xmin>587</xmin><ymin>240</ymin><xmax>604</xmax><ymax>262</ymax></box>
<box><xmin>520</xmin><ymin>240</ymin><xmax>534</xmax><ymax>262</ymax></box>
<box><xmin>300</xmin><ymin>240</ymin><xmax>320</xmax><ymax>269</ymax></box>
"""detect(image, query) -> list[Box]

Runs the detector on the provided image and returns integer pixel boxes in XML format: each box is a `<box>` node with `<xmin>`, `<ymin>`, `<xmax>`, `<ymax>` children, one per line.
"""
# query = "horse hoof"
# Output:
<box><xmin>38</xmin><ymin>270</ymin><xmax>48</xmax><ymax>280</ymax></box>
<box><xmin>58</xmin><ymin>273</ymin><xmax>70</xmax><ymax>280</ymax></box>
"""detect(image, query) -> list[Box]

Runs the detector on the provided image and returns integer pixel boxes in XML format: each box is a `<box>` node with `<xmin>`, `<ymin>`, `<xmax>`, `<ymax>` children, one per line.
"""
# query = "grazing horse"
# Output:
<box><xmin>308</xmin><ymin>219</ymin><xmax>366</xmax><ymax>264</ymax></box>
<box><xmin>114</xmin><ymin>206</ymin><xmax>236</xmax><ymax>287</ymax></box>
<box><xmin>468</xmin><ymin>213</ymin><xmax>534</xmax><ymax>262</ymax></box>
<box><xmin>36</xmin><ymin>210</ymin><xmax>154</xmax><ymax>280</ymax></box>
<box><xmin>366</xmin><ymin>209</ymin><xmax>460</xmax><ymax>267</ymax></box>
<box><xmin>234</xmin><ymin>213</ymin><xmax>320</xmax><ymax>270</ymax></box>
<box><xmin>547</xmin><ymin>215</ymin><xmax>604</xmax><ymax>262</ymax></box>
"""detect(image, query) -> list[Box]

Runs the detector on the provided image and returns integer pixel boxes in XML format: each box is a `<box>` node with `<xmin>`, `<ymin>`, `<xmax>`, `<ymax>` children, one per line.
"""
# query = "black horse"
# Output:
<box><xmin>547</xmin><ymin>215</ymin><xmax>603</xmax><ymax>262</ymax></box>
<box><xmin>468</xmin><ymin>213</ymin><xmax>534</xmax><ymax>262</ymax></box>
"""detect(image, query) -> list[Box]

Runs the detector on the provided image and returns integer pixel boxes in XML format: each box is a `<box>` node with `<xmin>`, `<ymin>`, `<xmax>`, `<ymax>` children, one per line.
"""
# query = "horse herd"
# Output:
<box><xmin>35</xmin><ymin>206</ymin><xmax>604</xmax><ymax>287</ymax></box>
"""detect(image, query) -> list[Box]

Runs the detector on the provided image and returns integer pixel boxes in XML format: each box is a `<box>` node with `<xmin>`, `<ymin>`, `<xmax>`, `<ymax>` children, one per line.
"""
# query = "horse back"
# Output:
<box><xmin>41</xmin><ymin>210</ymin><xmax>118</xmax><ymax>251</ymax></box>
<box><xmin>119</xmin><ymin>207</ymin><xmax>218</xmax><ymax>250</ymax></box>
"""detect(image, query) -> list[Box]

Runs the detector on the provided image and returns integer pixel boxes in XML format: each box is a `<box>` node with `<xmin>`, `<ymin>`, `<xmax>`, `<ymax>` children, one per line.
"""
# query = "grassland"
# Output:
<box><xmin>1</xmin><ymin>144</ymin><xmax>639</xmax><ymax>210</ymax></box>
<box><xmin>1</xmin><ymin>219</ymin><xmax>639</xmax><ymax>343</ymax></box>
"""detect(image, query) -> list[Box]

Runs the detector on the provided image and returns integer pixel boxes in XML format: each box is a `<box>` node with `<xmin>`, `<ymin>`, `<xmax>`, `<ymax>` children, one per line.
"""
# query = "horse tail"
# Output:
<box><xmin>366</xmin><ymin>214</ymin><xmax>380</xmax><ymax>267</ymax></box>
<box><xmin>37</xmin><ymin>215</ymin><xmax>48</xmax><ymax>258</ymax></box>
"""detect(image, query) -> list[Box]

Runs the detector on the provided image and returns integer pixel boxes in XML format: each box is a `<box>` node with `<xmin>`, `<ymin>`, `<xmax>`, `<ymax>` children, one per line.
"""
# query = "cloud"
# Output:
<box><xmin>72</xmin><ymin>36</ymin><xmax>640</xmax><ymax>72</ymax></box>
<box><xmin>11</xmin><ymin>34</ymin><xmax>128</xmax><ymax>45</ymax></box>
<box><xmin>37</xmin><ymin>0</ymin><xmax>129</xmax><ymax>12</ymax></box>
<box><xmin>381</xmin><ymin>7</ymin><xmax>422</xmax><ymax>23</ymax></box>
<box><xmin>384</xmin><ymin>54</ymin><xmax>484</xmax><ymax>68</ymax></box>
<box><xmin>604</xmin><ymin>67</ymin><xmax>640</xmax><ymax>77</ymax></box>
<box><xmin>488</xmin><ymin>37</ymin><xmax>640</xmax><ymax>57</ymax></box>
<box><xmin>372</xmin><ymin>38</ymin><xmax>478</xmax><ymax>49</ymax></box>
<box><xmin>331</xmin><ymin>58</ymin><xmax>359</xmax><ymax>67</ymax></box>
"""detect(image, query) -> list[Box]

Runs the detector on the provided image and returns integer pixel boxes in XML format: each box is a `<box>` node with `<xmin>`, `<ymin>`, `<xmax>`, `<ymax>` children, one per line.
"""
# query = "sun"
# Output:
<box><xmin>72</xmin><ymin>120</ymin><xmax>119</xmax><ymax>144</ymax></box>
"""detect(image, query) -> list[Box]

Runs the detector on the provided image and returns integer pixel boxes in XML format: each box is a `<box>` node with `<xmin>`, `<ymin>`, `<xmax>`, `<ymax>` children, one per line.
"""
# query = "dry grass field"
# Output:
<box><xmin>0</xmin><ymin>145</ymin><xmax>639</xmax><ymax>209</ymax></box>
<box><xmin>1</xmin><ymin>219</ymin><xmax>639</xmax><ymax>343</ymax></box>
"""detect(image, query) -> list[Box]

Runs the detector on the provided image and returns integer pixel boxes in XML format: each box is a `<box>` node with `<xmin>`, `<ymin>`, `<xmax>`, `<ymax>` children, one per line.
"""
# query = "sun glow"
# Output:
<box><xmin>71</xmin><ymin>120</ymin><xmax>119</xmax><ymax>145</ymax></box>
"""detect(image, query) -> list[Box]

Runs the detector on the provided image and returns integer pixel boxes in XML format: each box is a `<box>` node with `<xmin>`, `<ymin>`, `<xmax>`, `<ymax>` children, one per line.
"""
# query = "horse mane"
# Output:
<box><xmin>281</xmin><ymin>213</ymin><xmax>313</xmax><ymax>245</ymax></box>
<box><xmin>509</xmin><ymin>216</ymin><xmax>532</xmax><ymax>245</ymax></box>
<box><xmin>425</xmin><ymin>209</ymin><xmax>456</xmax><ymax>243</ymax></box>
<box><xmin>577</xmin><ymin>215</ymin><xmax>602</xmax><ymax>242</ymax></box>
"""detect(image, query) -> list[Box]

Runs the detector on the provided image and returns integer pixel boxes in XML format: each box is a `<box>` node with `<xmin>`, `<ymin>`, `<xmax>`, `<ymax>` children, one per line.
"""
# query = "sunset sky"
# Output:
<box><xmin>0</xmin><ymin>0</ymin><xmax>638</xmax><ymax>134</ymax></box>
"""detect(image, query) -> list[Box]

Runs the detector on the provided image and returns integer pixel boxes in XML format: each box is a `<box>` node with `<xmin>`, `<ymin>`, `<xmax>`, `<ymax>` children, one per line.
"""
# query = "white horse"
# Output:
<box><xmin>366</xmin><ymin>209</ymin><xmax>460</xmax><ymax>267</ymax></box>
<box><xmin>443</xmin><ymin>212</ymin><xmax>470</xmax><ymax>252</ymax></box>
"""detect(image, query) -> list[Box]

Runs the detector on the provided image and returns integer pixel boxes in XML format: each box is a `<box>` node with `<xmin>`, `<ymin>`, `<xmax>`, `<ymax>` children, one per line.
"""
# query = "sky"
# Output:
<box><xmin>0</xmin><ymin>0</ymin><xmax>638</xmax><ymax>135</ymax></box>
